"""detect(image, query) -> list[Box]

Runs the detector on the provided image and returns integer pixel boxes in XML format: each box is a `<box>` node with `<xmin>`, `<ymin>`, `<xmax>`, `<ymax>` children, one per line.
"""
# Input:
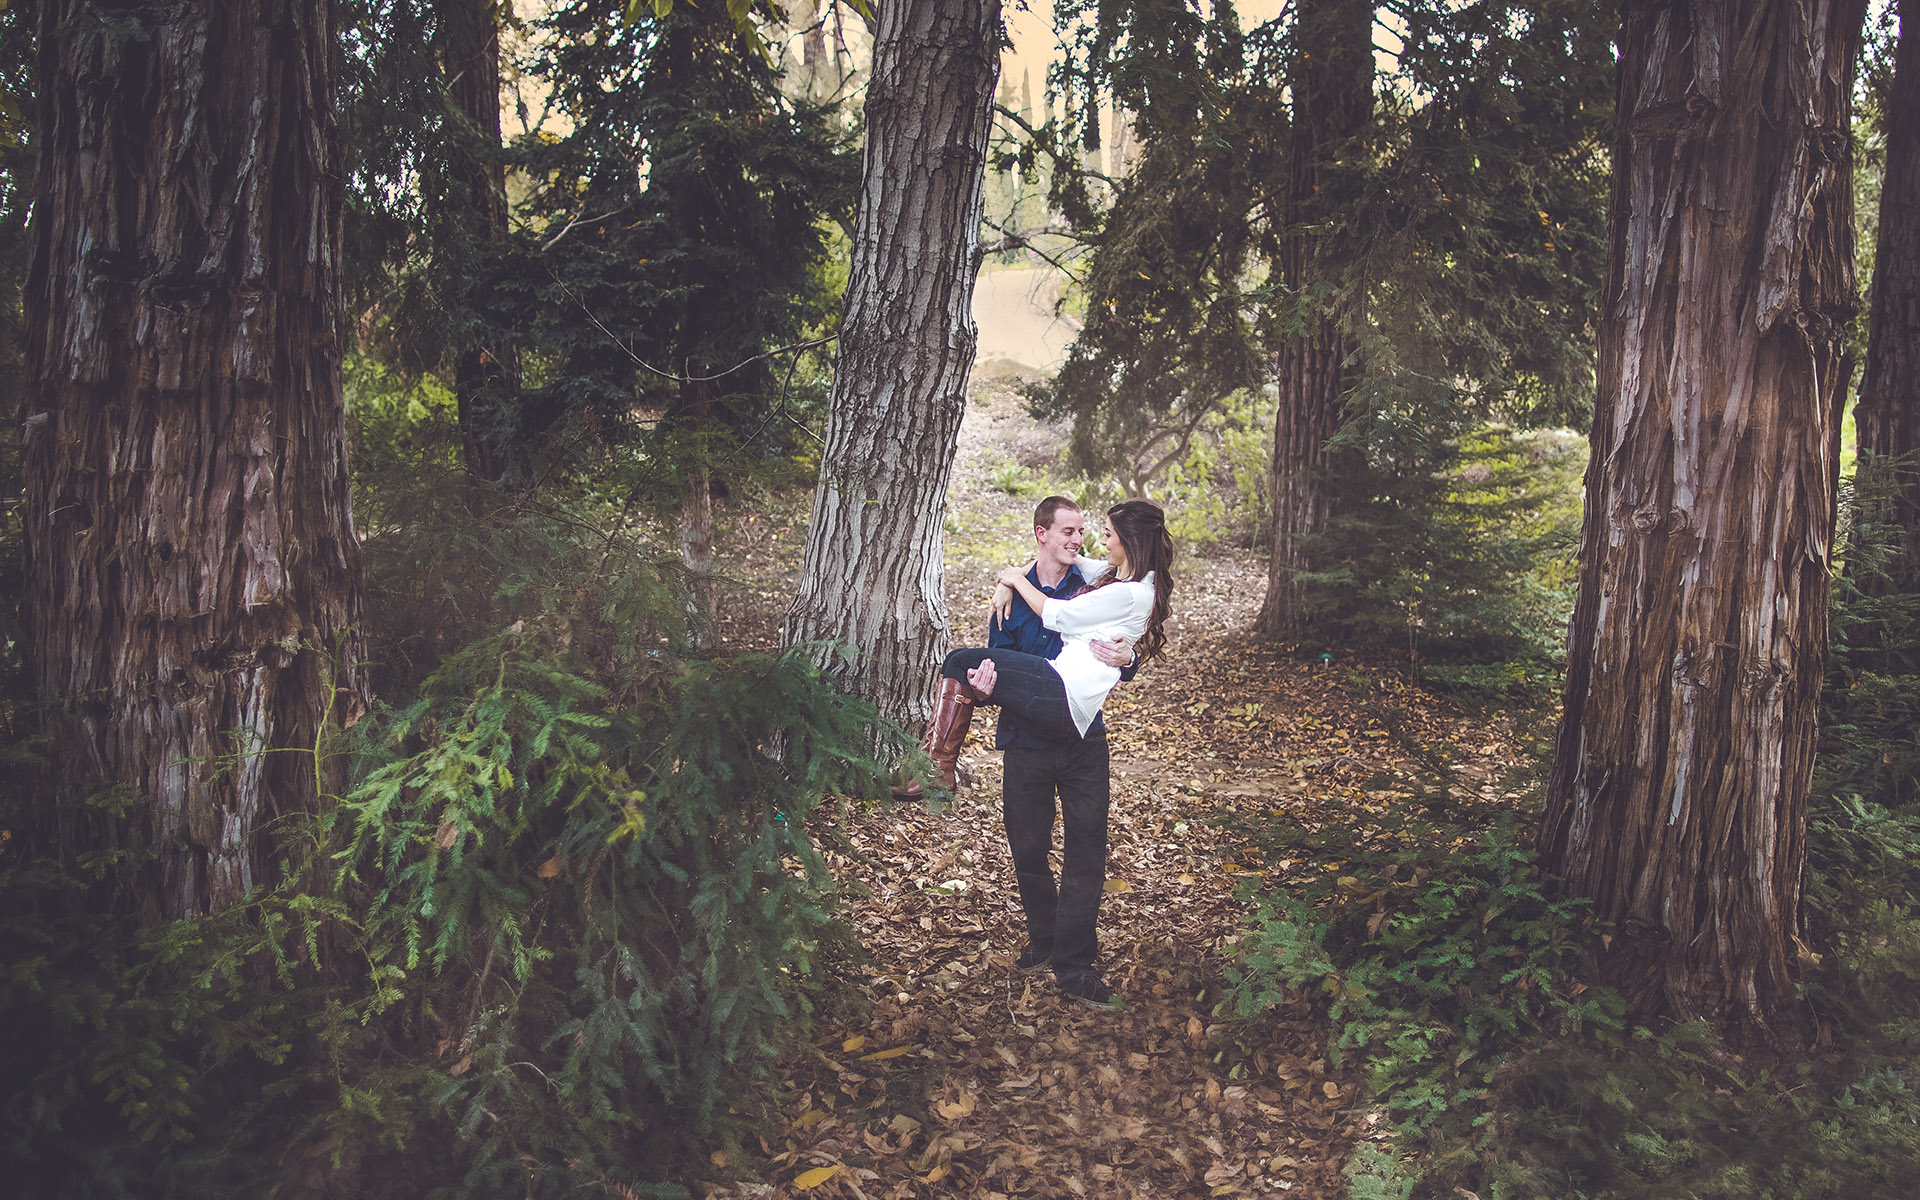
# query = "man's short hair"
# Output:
<box><xmin>1033</xmin><ymin>495</ymin><xmax>1082</xmax><ymax>533</ymax></box>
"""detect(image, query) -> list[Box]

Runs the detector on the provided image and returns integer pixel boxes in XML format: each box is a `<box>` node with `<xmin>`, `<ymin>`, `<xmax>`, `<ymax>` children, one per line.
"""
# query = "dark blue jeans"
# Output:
<box><xmin>940</xmin><ymin>648</ymin><xmax>1079</xmax><ymax>743</ymax></box>
<box><xmin>1002</xmin><ymin>733</ymin><xmax>1110</xmax><ymax>980</ymax></box>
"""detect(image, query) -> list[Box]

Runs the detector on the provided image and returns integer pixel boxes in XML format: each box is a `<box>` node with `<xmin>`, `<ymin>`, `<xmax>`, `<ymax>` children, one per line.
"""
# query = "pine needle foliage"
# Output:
<box><xmin>1295</xmin><ymin>420</ymin><xmax>1583</xmax><ymax>693</ymax></box>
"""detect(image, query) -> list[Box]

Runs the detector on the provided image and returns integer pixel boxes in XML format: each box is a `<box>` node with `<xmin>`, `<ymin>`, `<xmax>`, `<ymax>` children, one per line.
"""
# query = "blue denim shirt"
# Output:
<box><xmin>986</xmin><ymin>563</ymin><xmax>1136</xmax><ymax>749</ymax></box>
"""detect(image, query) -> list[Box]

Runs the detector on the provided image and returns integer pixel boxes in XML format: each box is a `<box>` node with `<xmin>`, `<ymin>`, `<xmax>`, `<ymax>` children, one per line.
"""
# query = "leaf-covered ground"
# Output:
<box><xmin>704</xmin><ymin>378</ymin><xmax>1518</xmax><ymax>1198</ymax></box>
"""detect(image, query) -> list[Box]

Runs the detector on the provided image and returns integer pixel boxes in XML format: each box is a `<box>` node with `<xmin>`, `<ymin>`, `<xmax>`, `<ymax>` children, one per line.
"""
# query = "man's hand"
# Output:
<box><xmin>967</xmin><ymin>658</ymin><xmax>997</xmax><ymax>699</ymax></box>
<box><xmin>1089</xmin><ymin>636</ymin><xmax>1133</xmax><ymax>669</ymax></box>
<box><xmin>989</xmin><ymin>582</ymin><xmax>1014</xmax><ymax>625</ymax></box>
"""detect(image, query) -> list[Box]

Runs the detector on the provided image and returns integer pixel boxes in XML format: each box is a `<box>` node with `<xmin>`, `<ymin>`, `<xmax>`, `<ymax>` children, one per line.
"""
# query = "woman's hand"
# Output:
<box><xmin>989</xmin><ymin>582</ymin><xmax>1015</xmax><ymax>624</ymax></box>
<box><xmin>996</xmin><ymin>563</ymin><xmax>1033</xmax><ymax>589</ymax></box>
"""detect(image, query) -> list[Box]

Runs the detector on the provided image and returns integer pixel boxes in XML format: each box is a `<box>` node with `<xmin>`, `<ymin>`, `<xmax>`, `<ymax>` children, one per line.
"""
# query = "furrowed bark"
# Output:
<box><xmin>1541</xmin><ymin>0</ymin><xmax>1864</xmax><ymax>1040</ymax></box>
<box><xmin>23</xmin><ymin>0</ymin><xmax>366</xmax><ymax>919</ymax></box>
<box><xmin>1256</xmin><ymin>0</ymin><xmax>1372</xmax><ymax>638</ymax></box>
<box><xmin>784</xmin><ymin>0</ymin><xmax>1000</xmax><ymax>737</ymax></box>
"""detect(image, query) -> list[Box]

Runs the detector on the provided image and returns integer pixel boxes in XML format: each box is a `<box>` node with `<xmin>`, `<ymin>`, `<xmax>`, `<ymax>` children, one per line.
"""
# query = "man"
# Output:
<box><xmin>982</xmin><ymin>496</ymin><xmax>1135</xmax><ymax>1012</ymax></box>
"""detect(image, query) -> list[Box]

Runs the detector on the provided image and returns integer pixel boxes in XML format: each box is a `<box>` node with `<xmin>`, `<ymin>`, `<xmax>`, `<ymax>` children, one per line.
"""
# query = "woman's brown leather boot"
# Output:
<box><xmin>892</xmin><ymin>677</ymin><xmax>978</xmax><ymax>800</ymax></box>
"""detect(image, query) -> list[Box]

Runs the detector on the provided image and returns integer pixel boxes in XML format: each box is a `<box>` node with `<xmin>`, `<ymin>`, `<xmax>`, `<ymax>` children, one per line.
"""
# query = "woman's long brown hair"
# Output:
<box><xmin>1089</xmin><ymin>500</ymin><xmax>1175</xmax><ymax>663</ymax></box>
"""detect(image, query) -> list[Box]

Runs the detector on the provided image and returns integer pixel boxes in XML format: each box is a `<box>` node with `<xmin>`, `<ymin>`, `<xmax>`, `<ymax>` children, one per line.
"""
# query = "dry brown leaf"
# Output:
<box><xmin>1103</xmin><ymin>878</ymin><xmax>1132</xmax><ymax>893</ymax></box>
<box><xmin>537</xmin><ymin>857</ymin><xmax>564</xmax><ymax>879</ymax></box>
<box><xmin>934</xmin><ymin>1092</ymin><xmax>976</xmax><ymax>1120</ymax></box>
<box><xmin>842</xmin><ymin>1035</ymin><xmax>868</xmax><ymax>1053</ymax></box>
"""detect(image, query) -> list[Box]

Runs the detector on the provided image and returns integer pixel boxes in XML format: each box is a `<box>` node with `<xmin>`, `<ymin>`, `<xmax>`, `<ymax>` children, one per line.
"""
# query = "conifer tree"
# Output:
<box><xmin>1542</xmin><ymin>0</ymin><xmax>1865</xmax><ymax>1040</ymax></box>
<box><xmin>526</xmin><ymin>0</ymin><xmax>854</xmax><ymax>646</ymax></box>
<box><xmin>1039</xmin><ymin>0</ymin><xmax>1609</xmax><ymax>644</ymax></box>
<box><xmin>1858</xmin><ymin>0</ymin><xmax>1920</xmax><ymax>580</ymax></box>
<box><xmin>23</xmin><ymin>0</ymin><xmax>365</xmax><ymax>918</ymax></box>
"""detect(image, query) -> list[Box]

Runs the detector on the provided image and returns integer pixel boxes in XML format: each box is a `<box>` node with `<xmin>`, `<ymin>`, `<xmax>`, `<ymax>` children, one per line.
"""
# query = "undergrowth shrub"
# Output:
<box><xmin>1</xmin><ymin>448</ymin><xmax>890</xmax><ymax>1195</ymax></box>
<box><xmin>1221</xmin><ymin>794</ymin><xmax>1622</xmax><ymax>1196</ymax></box>
<box><xmin>1219</xmin><ymin>457</ymin><xmax>1920</xmax><ymax>1198</ymax></box>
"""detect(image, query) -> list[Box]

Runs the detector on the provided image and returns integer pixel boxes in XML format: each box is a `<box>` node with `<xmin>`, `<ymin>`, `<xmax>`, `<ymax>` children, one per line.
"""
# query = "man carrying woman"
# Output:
<box><xmin>905</xmin><ymin>498</ymin><xmax>1176</xmax><ymax>1011</ymax></box>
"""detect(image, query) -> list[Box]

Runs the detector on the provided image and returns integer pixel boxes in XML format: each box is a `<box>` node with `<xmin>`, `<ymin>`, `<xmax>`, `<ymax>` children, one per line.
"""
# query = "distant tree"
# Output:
<box><xmin>1255</xmin><ymin>0</ymin><xmax>1373</xmax><ymax>637</ymax></box>
<box><xmin>1857</xmin><ymin>0</ymin><xmax>1920</xmax><ymax>578</ymax></box>
<box><xmin>23</xmin><ymin>0</ymin><xmax>365</xmax><ymax>919</ymax></box>
<box><xmin>1541</xmin><ymin>0</ymin><xmax>1866</xmax><ymax>1040</ymax></box>
<box><xmin>1034</xmin><ymin>1</ymin><xmax>1271</xmax><ymax>499</ymax></box>
<box><xmin>436</xmin><ymin>0</ymin><xmax>523</xmax><ymax>482</ymax></box>
<box><xmin>526</xmin><ymin>0</ymin><xmax>854</xmax><ymax>647</ymax></box>
<box><xmin>1038</xmin><ymin>0</ymin><xmax>1609</xmax><ymax>638</ymax></box>
<box><xmin>785</xmin><ymin>0</ymin><xmax>1000</xmax><ymax>734</ymax></box>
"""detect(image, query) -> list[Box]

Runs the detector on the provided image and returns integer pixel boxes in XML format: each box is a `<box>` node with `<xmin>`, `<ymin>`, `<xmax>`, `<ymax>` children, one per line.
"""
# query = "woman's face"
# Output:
<box><xmin>1106</xmin><ymin>527</ymin><xmax>1130</xmax><ymax>574</ymax></box>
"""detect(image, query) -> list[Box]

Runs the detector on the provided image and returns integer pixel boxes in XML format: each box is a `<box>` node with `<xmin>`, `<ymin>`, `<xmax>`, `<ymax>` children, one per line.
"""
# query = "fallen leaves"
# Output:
<box><xmin>793</xmin><ymin>1165</ymin><xmax>839</xmax><ymax>1189</ymax></box>
<box><xmin>697</xmin><ymin>477</ymin><xmax>1533</xmax><ymax>1197</ymax></box>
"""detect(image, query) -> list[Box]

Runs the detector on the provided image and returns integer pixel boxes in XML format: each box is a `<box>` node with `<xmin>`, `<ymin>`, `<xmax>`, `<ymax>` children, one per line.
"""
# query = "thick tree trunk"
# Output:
<box><xmin>438</xmin><ymin>0</ymin><xmax>521</xmax><ymax>484</ymax></box>
<box><xmin>783</xmin><ymin>0</ymin><xmax>999</xmax><ymax>736</ymax></box>
<box><xmin>23</xmin><ymin>0</ymin><xmax>366</xmax><ymax>920</ymax></box>
<box><xmin>1541</xmin><ymin>0</ymin><xmax>1863</xmax><ymax>1040</ymax></box>
<box><xmin>1255</xmin><ymin>0</ymin><xmax>1372</xmax><ymax>638</ymax></box>
<box><xmin>1857</xmin><ymin>0</ymin><xmax>1920</xmax><ymax>573</ymax></box>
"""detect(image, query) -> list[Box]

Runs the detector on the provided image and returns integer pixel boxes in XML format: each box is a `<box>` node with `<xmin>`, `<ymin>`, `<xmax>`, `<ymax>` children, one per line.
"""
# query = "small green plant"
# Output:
<box><xmin>1224</xmin><ymin>816</ymin><xmax>1620</xmax><ymax>1147</ymax></box>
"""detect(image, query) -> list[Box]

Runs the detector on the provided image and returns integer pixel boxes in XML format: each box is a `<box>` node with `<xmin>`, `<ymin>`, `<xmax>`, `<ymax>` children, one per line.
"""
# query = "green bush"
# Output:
<box><xmin>0</xmin><ymin>459</ymin><xmax>889</xmax><ymax>1195</ymax></box>
<box><xmin>1223</xmin><ymin>809</ymin><xmax>1621</xmax><ymax>1175</ymax></box>
<box><xmin>1296</xmin><ymin>420</ymin><xmax>1583</xmax><ymax>697</ymax></box>
<box><xmin>1218</xmin><ymin>453</ymin><xmax>1920</xmax><ymax>1199</ymax></box>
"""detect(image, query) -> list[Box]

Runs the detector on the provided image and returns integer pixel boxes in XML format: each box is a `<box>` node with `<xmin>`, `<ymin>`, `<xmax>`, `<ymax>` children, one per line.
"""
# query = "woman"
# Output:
<box><xmin>910</xmin><ymin>499</ymin><xmax>1175</xmax><ymax>795</ymax></box>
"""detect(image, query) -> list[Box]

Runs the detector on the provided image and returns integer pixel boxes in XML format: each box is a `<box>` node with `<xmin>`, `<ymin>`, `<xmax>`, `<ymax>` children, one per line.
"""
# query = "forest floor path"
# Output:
<box><xmin>711</xmin><ymin>377</ymin><xmax>1523</xmax><ymax>1199</ymax></box>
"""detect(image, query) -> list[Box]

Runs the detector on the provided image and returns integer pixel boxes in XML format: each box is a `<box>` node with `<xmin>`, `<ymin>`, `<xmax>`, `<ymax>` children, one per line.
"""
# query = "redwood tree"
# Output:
<box><xmin>23</xmin><ymin>0</ymin><xmax>365</xmax><ymax>919</ymax></box>
<box><xmin>1541</xmin><ymin>0</ymin><xmax>1865</xmax><ymax>1038</ymax></box>
<box><xmin>784</xmin><ymin>0</ymin><xmax>999</xmax><ymax>732</ymax></box>
<box><xmin>1254</xmin><ymin>0</ymin><xmax>1373</xmax><ymax>637</ymax></box>
<box><xmin>437</xmin><ymin>0</ymin><xmax>523</xmax><ymax>483</ymax></box>
<box><xmin>1857</xmin><ymin>0</ymin><xmax>1920</xmax><ymax>573</ymax></box>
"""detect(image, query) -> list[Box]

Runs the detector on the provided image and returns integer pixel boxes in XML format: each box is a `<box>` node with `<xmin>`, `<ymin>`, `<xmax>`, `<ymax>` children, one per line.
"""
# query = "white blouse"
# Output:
<box><xmin>1039</xmin><ymin>556</ymin><xmax>1156</xmax><ymax>736</ymax></box>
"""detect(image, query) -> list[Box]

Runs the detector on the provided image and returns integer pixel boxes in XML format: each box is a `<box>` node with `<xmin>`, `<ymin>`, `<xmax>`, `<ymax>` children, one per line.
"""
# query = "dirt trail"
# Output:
<box><xmin>705</xmin><ymin>375</ymin><xmax>1506</xmax><ymax>1198</ymax></box>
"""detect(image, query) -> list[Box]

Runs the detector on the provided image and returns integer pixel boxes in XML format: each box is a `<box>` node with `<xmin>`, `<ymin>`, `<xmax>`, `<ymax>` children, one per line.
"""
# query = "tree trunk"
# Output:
<box><xmin>23</xmin><ymin>0</ymin><xmax>366</xmax><ymax>920</ymax></box>
<box><xmin>1255</xmin><ymin>0</ymin><xmax>1372</xmax><ymax>638</ymax></box>
<box><xmin>1540</xmin><ymin>0</ymin><xmax>1864</xmax><ymax>1041</ymax></box>
<box><xmin>680</xmin><ymin>378</ymin><xmax>719</xmax><ymax>651</ymax></box>
<box><xmin>437</xmin><ymin>0</ymin><xmax>521</xmax><ymax>484</ymax></box>
<box><xmin>783</xmin><ymin>0</ymin><xmax>1000</xmax><ymax>736</ymax></box>
<box><xmin>1857</xmin><ymin>0</ymin><xmax>1920</xmax><ymax>574</ymax></box>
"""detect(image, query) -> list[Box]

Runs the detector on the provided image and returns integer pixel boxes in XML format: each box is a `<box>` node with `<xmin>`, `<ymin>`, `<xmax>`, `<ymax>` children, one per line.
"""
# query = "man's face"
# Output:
<box><xmin>1036</xmin><ymin>508</ymin><xmax>1085</xmax><ymax>568</ymax></box>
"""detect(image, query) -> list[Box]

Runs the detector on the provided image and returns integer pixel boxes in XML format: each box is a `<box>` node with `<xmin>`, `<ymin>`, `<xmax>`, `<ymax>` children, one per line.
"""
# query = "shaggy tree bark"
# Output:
<box><xmin>1857</xmin><ymin>0</ymin><xmax>1920</xmax><ymax>573</ymax></box>
<box><xmin>784</xmin><ymin>0</ymin><xmax>999</xmax><ymax>734</ymax></box>
<box><xmin>1255</xmin><ymin>0</ymin><xmax>1372</xmax><ymax>638</ymax></box>
<box><xmin>23</xmin><ymin>0</ymin><xmax>366</xmax><ymax>920</ymax></box>
<box><xmin>437</xmin><ymin>0</ymin><xmax>521</xmax><ymax>484</ymax></box>
<box><xmin>1540</xmin><ymin>0</ymin><xmax>1864</xmax><ymax>1040</ymax></box>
